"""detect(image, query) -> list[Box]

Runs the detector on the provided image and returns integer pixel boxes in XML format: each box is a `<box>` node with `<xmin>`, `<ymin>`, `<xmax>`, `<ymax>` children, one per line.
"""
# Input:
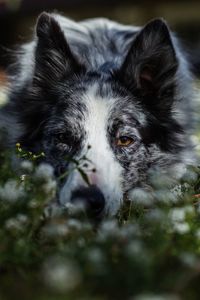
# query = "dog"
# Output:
<box><xmin>0</xmin><ymin>12</ymin><xmax>196</xmax><ymax>217</ymax></box>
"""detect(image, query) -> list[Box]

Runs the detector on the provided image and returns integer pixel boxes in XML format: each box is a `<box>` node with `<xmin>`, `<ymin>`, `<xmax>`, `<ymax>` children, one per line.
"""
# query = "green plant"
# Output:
<box><xmin>0</xmin><ymin>141</ymin><xmax>200</xmax><ymax>300</ymax></box>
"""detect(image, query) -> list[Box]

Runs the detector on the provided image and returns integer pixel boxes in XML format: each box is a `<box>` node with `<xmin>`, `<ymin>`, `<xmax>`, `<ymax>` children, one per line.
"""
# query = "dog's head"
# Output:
<box><xmin>10</xmin><ymin>13</ymin><xmax>190</xmax><ymax>217</ymax></box>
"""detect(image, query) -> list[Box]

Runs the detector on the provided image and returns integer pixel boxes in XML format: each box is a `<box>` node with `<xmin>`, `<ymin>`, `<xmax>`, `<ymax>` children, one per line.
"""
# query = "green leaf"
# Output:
<box><xmin>77</xmin><ymin>167</ymin><xmax>90</xmax><ymax>186</ymax></box>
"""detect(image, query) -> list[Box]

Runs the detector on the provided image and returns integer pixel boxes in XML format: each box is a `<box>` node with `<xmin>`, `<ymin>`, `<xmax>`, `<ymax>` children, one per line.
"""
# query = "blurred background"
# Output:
<box><xmin>0</xmin><ymin>0</ymin><xmax>200</xmax><ymax>87</ymax></box>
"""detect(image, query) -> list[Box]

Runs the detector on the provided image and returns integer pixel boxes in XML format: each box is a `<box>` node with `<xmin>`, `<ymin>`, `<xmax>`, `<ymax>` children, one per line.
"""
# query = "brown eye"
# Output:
<box><xmin>116</xmin><ymin>136</ymin><xmax>134</xmax><ymax>147</ymax></box>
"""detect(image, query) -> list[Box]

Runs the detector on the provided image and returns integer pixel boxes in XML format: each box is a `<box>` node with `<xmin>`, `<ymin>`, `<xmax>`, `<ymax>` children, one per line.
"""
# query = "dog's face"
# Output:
<box><xmin>17</xmin><ymin>14</ymin><xmax>184</xmax><ymax>216</ymax></box>
<box><xmin>42</xmin><ymin>80</ymin><xmax>150</xmax><ymax>215</ymax></box>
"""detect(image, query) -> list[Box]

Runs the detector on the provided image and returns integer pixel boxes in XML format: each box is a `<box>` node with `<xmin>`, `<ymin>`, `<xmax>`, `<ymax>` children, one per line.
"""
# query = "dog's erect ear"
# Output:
<box><xmin>34</xmin><ymin>12</ymin><xmax>85</xmax><ymax>84</ymax></box>
<box><xmin>118</xmin><ymin>19</ymin><xmax>178</xmax><ymax>103</ymax></box>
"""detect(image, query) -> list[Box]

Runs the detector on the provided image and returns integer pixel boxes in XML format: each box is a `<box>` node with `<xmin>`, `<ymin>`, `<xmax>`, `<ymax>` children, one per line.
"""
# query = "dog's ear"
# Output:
<box><xmin>34</xmin><ymin>12</ymin><xmax>85</xmax><ymax>84</ymax></box>
<box><xmin>118</xmin><ymin>19</ymin><xmax>178</xmax><ymax>107</ymax></box>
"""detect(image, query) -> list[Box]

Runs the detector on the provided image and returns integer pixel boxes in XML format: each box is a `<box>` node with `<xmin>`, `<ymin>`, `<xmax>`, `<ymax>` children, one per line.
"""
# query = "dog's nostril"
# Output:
<box><xmin>71</xmin><ymin>185</ymin><xmax>105</xmax><ymax>217</ymax></box>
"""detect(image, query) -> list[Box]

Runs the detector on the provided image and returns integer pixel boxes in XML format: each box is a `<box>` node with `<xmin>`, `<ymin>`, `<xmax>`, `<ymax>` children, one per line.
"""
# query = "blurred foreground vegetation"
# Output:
<box><xmin>0</xmin><ymin>134</ymin><xmax>200</xmax><ymax>300</ymax></box>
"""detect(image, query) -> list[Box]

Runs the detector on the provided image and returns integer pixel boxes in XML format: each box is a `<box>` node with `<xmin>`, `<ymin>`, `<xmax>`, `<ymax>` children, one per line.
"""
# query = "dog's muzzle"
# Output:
<box><xmin>71</xmin><ymin>185</ymin><xmax>105</xmax><ymax>219</ymax></box>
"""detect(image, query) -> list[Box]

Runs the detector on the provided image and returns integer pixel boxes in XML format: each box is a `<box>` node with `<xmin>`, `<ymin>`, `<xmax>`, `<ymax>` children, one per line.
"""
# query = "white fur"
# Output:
<box><xmin>60</xmin><ymin>84</ymin><xmax>123</xmax><ymax>215</ymax></box>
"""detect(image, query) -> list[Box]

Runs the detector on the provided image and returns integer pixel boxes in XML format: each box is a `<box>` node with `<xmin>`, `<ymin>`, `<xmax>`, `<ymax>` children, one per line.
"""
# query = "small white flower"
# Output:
<box><xmin>169</xmin><ymin>206</ymin><xmax>194</xmax><ymax>225</ymax></box>
<box><xmin>35</xmin><ymin>163</ymin><xmax>54</xmax><ymax>181</ymax></box>
<box><xmin>100</xmin><ymin>219</ymin><xmax>118</xmax><ymax>234</ymax></box>
<box><xmin>154</xmin><ymin>190</ymin><xmax>178</xmax><ymax>204</ymax></box>
<box><xmin>173</xmin><ymin>222</ymin><xmax>190</xmax><ymax>234</ymax></box>
<box><xmin>0</xmin><ymin>180</ymin><xmax>25</xmax><ymax>202</ymax></box>
<box><xmin>97</xmin><ymin>219</ymin><xmax>118</xmax><ymax>241</ymax></box>
<box><xmin>43</xmin><ymin>203</ymin><xmax>63</xmax><ymax>218</ymax></box>
<box><xmin>67</xmin><ymin>219</ymin><xmax>82</xmax><ymax>231</ymax></box>
<box><xmin>169</xmin><ymin>206</ymin><xmax>192</xmax><ymax>234</ymax></box>
<box><xmin>65</xmin><ymin>201</ymin><xmax>85</xmax><ymax>215</ymax></box>
<box><xmin>129</xmin><ymin>188</ymin><xmax>152</xmax><ymax>206</ymax></box>
<box><xmin>184</xmin><ymin>205</ymin><xmax>194</xmax><ymax>214</ymax></box>
<box><xmin>42</xmin><ymin>179</ymin><xmax>57</xmax><ymax>196</ymax></box>
<box><xmin>181</xmin><ymin>169</ymin><xmax>197</xmax><ymax>183</ymax></box>
<box><xmin>43</xmin><ymin>257</ymin><xmax>81</xmax><ymax>292</ymax></box>
<box><xmin>28</xmin><ymin>199</ymin><xmax>38</xmax><ymax>208</ymax></box>
<box><xmin>20</xmin><ymin>160</ymin><xmax>33</xmax><ymax>172</ymax></box>
<box><xmin>5</xmin><ymin>214</ymin><xmax>28</xmax><ymax>231</ymax></box>
<box><xmin>5</xmin><ymin>218</ymin><xmax>21</xmax><ymax>231</ymax></box>
<box><xmin>149</xmin><ymin>172</ymin><xmax>176</xmax><ymax>189</ymax></box>
<box><xmin>16</xmin><ymin>214</ymin><xmax>28</xmax><ymax>224</ymax></box>
<box><xmin>20</xmin><ymin>174</ymin><xmax>26</xmax><ymax>182</ymax></box>
<box><xmin>169</xmin><ymin>208</ymin><xmax>186</xmax><ymax>223</ymax></box>
<box><xmin>43</xmin><ymin>223</ymin><xmax>69</xmax><ymax>237</ymax></box>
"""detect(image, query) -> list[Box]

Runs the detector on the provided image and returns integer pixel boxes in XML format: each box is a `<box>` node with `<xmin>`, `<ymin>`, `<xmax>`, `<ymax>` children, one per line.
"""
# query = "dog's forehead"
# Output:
<box><xmin>83</xmin><ymin>83</ymin><xmax>116</xmax><ymax>117</ymax></box>
<box><xmin>81</xmin><ymin>81</ymin><xmax>147</xmax><ymax>128</ymax></box>
<box><xmin>53</xmin><ymin>80</ymin><xmax>147</xmax><ymax>131</ymax></box>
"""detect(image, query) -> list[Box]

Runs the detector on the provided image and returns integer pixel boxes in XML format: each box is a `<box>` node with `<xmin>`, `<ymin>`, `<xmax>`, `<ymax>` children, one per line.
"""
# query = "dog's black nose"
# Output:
<box><xmin>71</xmin><ymin>185</ymin><xmax>105</xmax><ymax>218</ymax></box>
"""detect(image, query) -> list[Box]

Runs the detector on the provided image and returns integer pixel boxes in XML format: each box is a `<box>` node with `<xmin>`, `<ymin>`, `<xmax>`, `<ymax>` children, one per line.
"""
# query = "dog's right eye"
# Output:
<box><xmin>57</xmin><ymin>133</ymin><xmax>68</xmax><ymax>144</ymax></box>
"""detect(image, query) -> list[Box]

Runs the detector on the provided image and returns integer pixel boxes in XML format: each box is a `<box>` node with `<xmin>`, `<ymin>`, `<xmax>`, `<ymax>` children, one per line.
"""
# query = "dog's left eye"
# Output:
<box><xmin>116</xmin><ymin>136</ymin><xmax>134</xmax><ymax>147</ymax></box>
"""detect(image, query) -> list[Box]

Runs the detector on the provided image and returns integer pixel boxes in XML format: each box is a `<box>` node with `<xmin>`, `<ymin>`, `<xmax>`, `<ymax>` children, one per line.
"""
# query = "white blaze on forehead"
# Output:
<box><xmin>83</xmin><ymin>83</ymin><xmax>123</xmax><ymax>214</ymax></box>
<box><xmin>59</xmin><ymin>83</ymin><xmax>124</xmax><ymax>215</ymax></box>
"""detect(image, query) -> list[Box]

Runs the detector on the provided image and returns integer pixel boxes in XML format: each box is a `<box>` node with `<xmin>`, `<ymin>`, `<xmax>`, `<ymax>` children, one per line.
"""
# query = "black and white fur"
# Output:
<box><xmin>0</xmin><ymin>13</ymin><xmax>196</xmax><ymax>216</ymax></box>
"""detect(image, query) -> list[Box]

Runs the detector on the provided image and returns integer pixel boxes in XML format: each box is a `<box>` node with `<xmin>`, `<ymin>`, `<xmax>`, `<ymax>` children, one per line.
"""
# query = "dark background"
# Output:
<box><xmin>0</xmin><ymin>0</ymin><xmax>200</xmax><ymax>77</ymax></box>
